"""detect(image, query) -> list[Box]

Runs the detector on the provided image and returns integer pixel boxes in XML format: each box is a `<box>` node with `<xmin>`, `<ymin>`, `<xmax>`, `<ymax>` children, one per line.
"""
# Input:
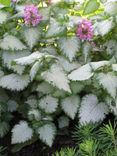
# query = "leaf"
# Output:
<box><xmin>41</xmin><ymin>64</ymin><xmax>71</xmax><ymax>93</ymax></box>
<box><xmin>106</xmin><ymin>97</ymin><xmax>117</xmax><ymax>116</ymax></box>
<box><xmin>0</xmin><ymin>11</ymin><xmax>9</xmax><ymax>24</ymax></box>
<box><xmin>70</xmin><ymin>81</ymin><xmax>84</xmax><ymax>94</ymax></box>
<box><xmin>38</xmin><ymin>95</ymin><xmax>58</xmax><ymax>113</ymax></box>
<box><xmin>83</xmin><ymin>0</ymin><xmax>100</xmax><ymax>15</ymax></box>
<box><xmin>12</xmin><ymin>121</ymin><xmax>33</xmax><ymax>144</ymax></box>
<box><xmin>36</xmin><ymin>82</ymin><xmax>54</xmax><ymax>94</ymax></box>
<box><xmin>58</xmin><ymin>37</ymin><xmax>80</xmax><ymax>62</ymax></box>
<box><xmin>68</xmin><ymin>64</ymin><xmax>93</xmax><ymax>81</ymax></box>
<box><xmin>40</xmin><ymin>46</ymin><xmax>57</xmax><ymax>56</ymax></box>
<box><xmin>2</xmin><ymin>50</ymin><xmax>30</xmax><ymax>74</ymax></box>
<box><xmin>61</xmin><ymin>95</ymin><xmax>80</xmax><ymax>119</ymax></box>
<box><xmin>79</xmin><ymin>94</ymin><xmax>109</xmax><ymax>124</ymax></box>
<box><xmin>7</xmin><ymin>100</ymin><xmax>18</xmax><ymax>112</ymax></box>
<box><xmin>97</xmin><ymin>73</ymin><xmax>117</xmax><ymax>99</ymax></box>
<box><xmin>28</xmin><ymin>109</ymin><xmax>41</xmax><ymax>121</ymax></box>
<box><xmin>14</xmin><ymin>51</ymin><xmax>45</xmax><ymax>66</ymax></box>
<box><xmin>112</xmin><ymin>64</ymin><xmax>117</xmax><ymax>71</ymax></box>
<box><xmin>46</xmin><ymin>18</ymin><xmax>66</xmax><ymax>38</ymax></box>
<box><xmin>104</xmin><ymin>40</ymin><xmax>117</xmax><ymax>55</ymax></box>
<box><xmin>90</xmin><ymin>61</ymin><xmax>109</xmax><ymax>70</ymax></box>
<box><xmin>104</xmin><ymin>2</ymin><xmax>117</xmax><ymax>15</ymax></box>
<box><xmin>12</xmin><ymin>137</ymin><xmax>37</xmax><ymax>153</ymax></box>
<box><xmin>0</xmin><ymin>88</ymin><xmax>9</xmax><ymax>103</ymax></box>
<box><xmin>22</xmin><ymin>27</ymin><xmax>40</xmax><ymax>49</ymax></box>
<box><xmin>25</xmin><ymin>96</ymin><xmax>38</xmax><ymax>108</ymax></box>
<box><xmin>58</xmin><ymin>116</ymin><xmax>69</xmax><ymax>129</ymax></box>
<box><xmin>58</xmin><ymin>56</ymin><xmax>80</xmax><ymax>72</ymax></box>
<box><xmin>97</xmin><ymin>19</ymin><xmax>114</xmax><ymax>36</ymax></box>
<box><xmin>68</xmin><ymin>61</ymin><xmax>110</xmax><ymax>81</ymax></box>
<box><xmin>0</xmin><ymin>74</ymin><xmax>30</xmax><ymax>91</ymax></box>
<box><xmin>0</xmin><ymin>70</ymin><xmax>4</xmax><ymax>78</ymax></box>
<box><xmin>40</xmin><ymin>7</ymin><xmax>50</xmax><ymax>21</ymax></box>
<box><xmin>68</xmin><ymin>16</ymin><xmax>82</xmax><ymax>27</ymax></box>
<box><xmin>0</xmin><ymin>121</ymin><xmax>9</xmax><ymax>137</ymax></box>
<box><xmin>52</xmin><ymin>89</ymin><xmax>66</xmax><ymax>98</ymax></box>
<box><xmin>82</xmin><ymin>42</ymin><xmax>91</xmax><ymax>63</ymax></box>
<box><xmin>30</xmin><ymin>61</ymin><xmax>42</xmax><ymax>81</ymax></box>
<box><xmin>38</xmin><ymin>123</ymin><xmax>56</xmax><ymax>147</ymax></box>
<box><xmin>0</xmin><ymin>35</ymin><xmax>26</xmax><ymax>50</ymax></box>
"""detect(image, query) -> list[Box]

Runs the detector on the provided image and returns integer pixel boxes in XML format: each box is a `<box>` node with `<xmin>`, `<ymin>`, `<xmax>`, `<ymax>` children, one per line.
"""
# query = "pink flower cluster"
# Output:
<box><xmin>24</xmin><ymin>5</ymin><xmax>42</xmax><ymax>27</ymax></box>
<box><xmin>76</xmin><ymin>19</ymin><xmax>93</xmax><ymax>41</ymax></box>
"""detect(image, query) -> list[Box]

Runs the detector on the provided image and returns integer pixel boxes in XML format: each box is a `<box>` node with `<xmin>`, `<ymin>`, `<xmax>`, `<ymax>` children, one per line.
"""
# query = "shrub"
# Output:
<box><xmin>0</xmin><ymin>0</ymin><xmax>117</xmax><ymax>149</ymax></box>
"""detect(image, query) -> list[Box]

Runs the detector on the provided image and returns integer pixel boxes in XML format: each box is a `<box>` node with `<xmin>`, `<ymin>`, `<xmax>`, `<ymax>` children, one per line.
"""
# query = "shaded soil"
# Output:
<box><xmin>0</xmin><ymin>113</ymin><xmax>115</xmax><ymax>156</ymax></box>
<box><xmin>0</xmin><ymin>133</ymin><xmax>75</xmax><ymax>156</ymax></box>
<box><xmin>0</xmin><ymin>112</ymin><xmax>76</xmax><ymax>156</ymax></box>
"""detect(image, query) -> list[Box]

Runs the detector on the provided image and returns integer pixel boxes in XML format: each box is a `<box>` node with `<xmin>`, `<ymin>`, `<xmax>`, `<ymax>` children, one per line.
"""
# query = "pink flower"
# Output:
<box><xmin>76</xmin><ymin>19</ymin><xmax>93</xmax><ymax>41</ymax></box>
<box><xmin>24</xmin><ymin>5</ymin><xmax>42</xmax><ymax>27</ymax></box>
<box><xmin>48</xmin><ymin>0</ymin><xmax>52</xmax><ymax>5</ymax></box>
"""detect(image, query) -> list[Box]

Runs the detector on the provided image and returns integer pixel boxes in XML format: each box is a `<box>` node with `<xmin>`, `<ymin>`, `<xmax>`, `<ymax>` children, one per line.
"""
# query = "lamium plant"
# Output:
<box><xmin>0</xmin><ymin>0</ymin><xmax>117</xmax><ymax>151</ymax></box>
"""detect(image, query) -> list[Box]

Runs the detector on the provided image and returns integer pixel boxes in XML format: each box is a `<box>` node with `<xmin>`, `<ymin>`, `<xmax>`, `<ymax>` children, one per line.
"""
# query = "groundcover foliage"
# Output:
<box><xmin>0</xmin><ymin>0</ymin><xmax>117</xmax><ymax>150</ymax></box>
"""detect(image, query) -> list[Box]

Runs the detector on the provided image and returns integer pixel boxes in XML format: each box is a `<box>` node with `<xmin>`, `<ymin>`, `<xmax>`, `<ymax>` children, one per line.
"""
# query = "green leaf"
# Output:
<box><xmin>83</xmin><ymin>0</ymin><xmax>100</xmax><ymax>15</ymax></box>
<box><xmin>38</xmin><ymin>123</ymin><xmax>56</xmax><ymax>147</ymax></box>
<box><xmin>0</xmin><ymin>0</ymin><xmax>10</xmax><ymax>6</ymax></box>
<box><xmin>12</xmin><ymin>137</ymin><xmax>37</xmax><ymax>153</ymax></box>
